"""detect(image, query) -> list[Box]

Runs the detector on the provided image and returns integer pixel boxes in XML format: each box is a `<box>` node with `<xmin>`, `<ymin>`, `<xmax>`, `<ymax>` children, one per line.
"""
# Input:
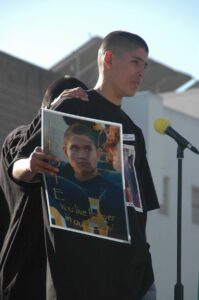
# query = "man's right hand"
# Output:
<box><xmin>12</xmin><ymin>147</ymin><xmax>59</xmax><ymax>183</ymax></box>
<box><xmin>51</xmin><ymin>87</ymin><xmax>88</xmax><ymax>107</ymax></box>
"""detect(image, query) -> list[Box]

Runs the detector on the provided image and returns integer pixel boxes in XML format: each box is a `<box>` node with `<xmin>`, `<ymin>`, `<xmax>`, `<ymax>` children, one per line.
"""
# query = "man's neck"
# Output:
<box><xmin>94</xmin><ymin>81</ymin><xmax>122</xmax><ymax>106</ymax></box>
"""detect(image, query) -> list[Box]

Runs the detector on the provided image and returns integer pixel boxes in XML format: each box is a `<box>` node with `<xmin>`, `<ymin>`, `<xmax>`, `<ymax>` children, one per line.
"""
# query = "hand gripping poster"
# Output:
<box><xmin>42</xmin><ymin>109</ymin><xmax>130</xmax><ymax>243</ymax></box>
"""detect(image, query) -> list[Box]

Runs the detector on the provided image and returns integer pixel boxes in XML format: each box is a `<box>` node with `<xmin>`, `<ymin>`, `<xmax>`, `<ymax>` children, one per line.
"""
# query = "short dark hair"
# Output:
<box><xmin>99</xmin><ymin>30</ymin><xmax>149</xmax><ymax>58</ymax></box>
<box><xmin>64</xmin><ymin>123</ymin><xmax>99</xmax><ymax>148</ymax></box>
<box><xmin>41</xmin><ymin>75</ymin><xmax>88</xmax><ymax>108</ymax></box>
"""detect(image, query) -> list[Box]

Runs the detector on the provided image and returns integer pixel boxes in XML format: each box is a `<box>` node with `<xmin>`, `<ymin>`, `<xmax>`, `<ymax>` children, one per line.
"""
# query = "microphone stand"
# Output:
<box><xmin>174</xmin><ymin>144</ymin><xmax>184</xmax><ymax>300</ymax></box>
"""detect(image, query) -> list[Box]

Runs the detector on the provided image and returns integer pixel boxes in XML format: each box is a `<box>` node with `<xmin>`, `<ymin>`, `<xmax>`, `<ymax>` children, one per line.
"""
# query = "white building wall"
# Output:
<box><xmin>122</xmin><ymin>90</ymin><xmax>199</xmax><ymax>300</ymax></box>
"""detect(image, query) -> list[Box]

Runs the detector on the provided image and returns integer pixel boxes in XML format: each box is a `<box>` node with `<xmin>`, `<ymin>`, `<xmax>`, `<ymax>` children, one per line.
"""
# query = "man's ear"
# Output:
<box><xmin>104</xmin><ymin>50</ymin><xmax>113</xmax><ymax>69</ymax></box>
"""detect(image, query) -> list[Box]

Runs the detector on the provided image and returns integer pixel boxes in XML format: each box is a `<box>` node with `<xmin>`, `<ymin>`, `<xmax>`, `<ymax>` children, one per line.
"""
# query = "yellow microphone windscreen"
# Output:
<box><xmin>153</xmin><ymin>118</ymin><xmax>171</xmax><ymax>134</ymax></box>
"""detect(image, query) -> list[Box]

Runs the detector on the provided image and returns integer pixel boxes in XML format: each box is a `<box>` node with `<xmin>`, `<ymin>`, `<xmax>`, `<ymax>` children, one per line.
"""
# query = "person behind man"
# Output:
<box><xmin>0</xmin><ymin>76</ymin><xmax>88</xmax><ymax>298</ymax></box>
<box><xmin>7</xmin><ymin>31</ymin><xmax>159</xmax><ymax>300</ymax></box>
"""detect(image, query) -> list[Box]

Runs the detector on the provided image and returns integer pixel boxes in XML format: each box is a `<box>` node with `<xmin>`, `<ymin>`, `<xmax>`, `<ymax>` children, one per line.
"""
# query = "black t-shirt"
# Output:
<box><xmin>0</xmin><ymin>90</ymin><xmax>159</xmax><ymax>300</ymax></box>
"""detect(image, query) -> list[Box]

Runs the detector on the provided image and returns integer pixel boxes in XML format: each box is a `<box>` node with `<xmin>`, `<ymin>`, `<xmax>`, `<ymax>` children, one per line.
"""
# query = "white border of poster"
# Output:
<box><xmin>41</xmin><ymin>109</ymin><xmax>131</xmax><ymax>244</ymax></box>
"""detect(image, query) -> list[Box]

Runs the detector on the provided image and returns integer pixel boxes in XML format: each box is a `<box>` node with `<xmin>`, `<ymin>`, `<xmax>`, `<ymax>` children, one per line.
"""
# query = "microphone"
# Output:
<box><xmin>153</xmin><ymin>118</ymin><xmax>199</xmax><ymax>154</ymax></box>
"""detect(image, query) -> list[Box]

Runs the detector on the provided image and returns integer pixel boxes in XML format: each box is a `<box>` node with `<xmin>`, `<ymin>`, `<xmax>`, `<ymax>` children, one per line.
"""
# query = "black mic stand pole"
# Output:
<box><xmin>174</xmin><ymin>144</ymin><xmax>184</xmax><ymax>300</ymax></box>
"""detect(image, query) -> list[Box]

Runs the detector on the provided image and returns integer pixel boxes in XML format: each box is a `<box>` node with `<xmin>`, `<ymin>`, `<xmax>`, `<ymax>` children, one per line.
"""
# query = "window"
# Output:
<box><xmin>159</xmin><ymin>176</ymin><xmax>170</xmax><ymax>215</ymax></box>
<box><xmin>192</xmin><ymin>186</ymin><xmax>199</xmax><ymax>224</ymax></box>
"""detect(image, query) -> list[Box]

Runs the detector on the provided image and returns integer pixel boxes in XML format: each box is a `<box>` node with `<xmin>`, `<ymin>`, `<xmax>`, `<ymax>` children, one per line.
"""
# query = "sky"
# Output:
<box><xmin>1</xmin><ymin>0</ymin><xmax>199</xmax><ymax>81</ymax></box>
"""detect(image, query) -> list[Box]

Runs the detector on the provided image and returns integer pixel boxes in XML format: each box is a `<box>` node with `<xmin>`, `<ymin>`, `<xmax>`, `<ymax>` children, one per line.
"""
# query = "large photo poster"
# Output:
<box><xmin>42</xmin><ymin>109</ymin><xmax>130</xmax><ymax>243</ymax></box>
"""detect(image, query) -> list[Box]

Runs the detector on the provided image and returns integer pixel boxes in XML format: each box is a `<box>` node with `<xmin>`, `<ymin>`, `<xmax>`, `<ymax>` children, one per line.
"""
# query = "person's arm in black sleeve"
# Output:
<box><xmin>137</xmin><ymin>129</ymin><xmax>159</xmax><ymax>211</ymax></box>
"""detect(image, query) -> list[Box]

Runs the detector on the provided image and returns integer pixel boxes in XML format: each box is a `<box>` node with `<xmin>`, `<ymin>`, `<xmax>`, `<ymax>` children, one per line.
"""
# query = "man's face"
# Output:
<box><xmin>63</xmin><ymin>134</ymin><xmax>99</xmax><ymax>181</ymax></box>
<box><xmin>110</xmin><ymin>47</ymin><xmax>148</xmax><ymax>98</ymax></box>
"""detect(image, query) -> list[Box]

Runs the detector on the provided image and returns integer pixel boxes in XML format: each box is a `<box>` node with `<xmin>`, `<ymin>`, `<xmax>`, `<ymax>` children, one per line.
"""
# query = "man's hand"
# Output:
<box><xmin>51</xmin><ymin>87</ymin><xmax>88</xmax><ymax>106</ymax></box>
<box><xmin>28</xmin><ymin>147</ymin><xmax>59</xmax><ymax>175</ymax></box>
<box><xmin>12</xmin><ymin>147</ymin><xmax>59</xmax><ymax>183</ymax></box>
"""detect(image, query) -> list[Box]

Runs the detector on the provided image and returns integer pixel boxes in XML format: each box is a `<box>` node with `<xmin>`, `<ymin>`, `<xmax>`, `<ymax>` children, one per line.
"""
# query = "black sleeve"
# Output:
<box><xmin>1</xmin><ymin>129</ymin><xmax>42</xmax><ymax>188</ymax></box>
<box><xmin>1</xmin><ymin>126</ymin><xmax>27</xmax><ymax>168</ymax></box>
<box><xmin>1</xmin><ymin>110</ymin><xmax>42</xmax><ymax>167</ymax></box>
<box><xmin>136</xmin><ymin>129</ymin><xmax>159</xmax><ymax>211</ymax></box>
<box><xmin>137</xmin><ymin>130</ymin><xmax>159</xmax><ymax>211</ymax></box>
<box><xmin>140</xmin><ymin>156</ymin><xmax>159</xmax><ymax>211</ymax></box>
<box><xmin>16</xmin><ymin>130</ymin><xmax>42</xmax><ymax>159</ymax></box>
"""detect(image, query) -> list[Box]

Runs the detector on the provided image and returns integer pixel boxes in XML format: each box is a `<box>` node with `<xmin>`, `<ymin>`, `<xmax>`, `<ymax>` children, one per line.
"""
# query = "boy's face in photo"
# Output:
<box><xmin>63</xmin><ymin>134</ymin><xmax>100</xmax><ymax>180</ymax></box>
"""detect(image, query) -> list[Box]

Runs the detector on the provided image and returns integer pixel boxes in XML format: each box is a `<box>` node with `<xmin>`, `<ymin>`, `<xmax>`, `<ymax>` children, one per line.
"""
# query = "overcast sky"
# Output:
<box><xmin>1</xmin><ymin>0</ymin><xmax>199</xmax><ymax>80</ymax></box>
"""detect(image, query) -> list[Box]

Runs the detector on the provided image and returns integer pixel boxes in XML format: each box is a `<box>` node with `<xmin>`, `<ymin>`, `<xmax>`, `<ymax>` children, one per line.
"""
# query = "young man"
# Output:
<box><xmin>5</xmin><ymin>31</ymin><xmax>159</xmax><ymax>300</ymax></box>
<box><xmin>0</xmin><ymin>76</ymin><xmax>88</xmax><ymax>298</ymax></box>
